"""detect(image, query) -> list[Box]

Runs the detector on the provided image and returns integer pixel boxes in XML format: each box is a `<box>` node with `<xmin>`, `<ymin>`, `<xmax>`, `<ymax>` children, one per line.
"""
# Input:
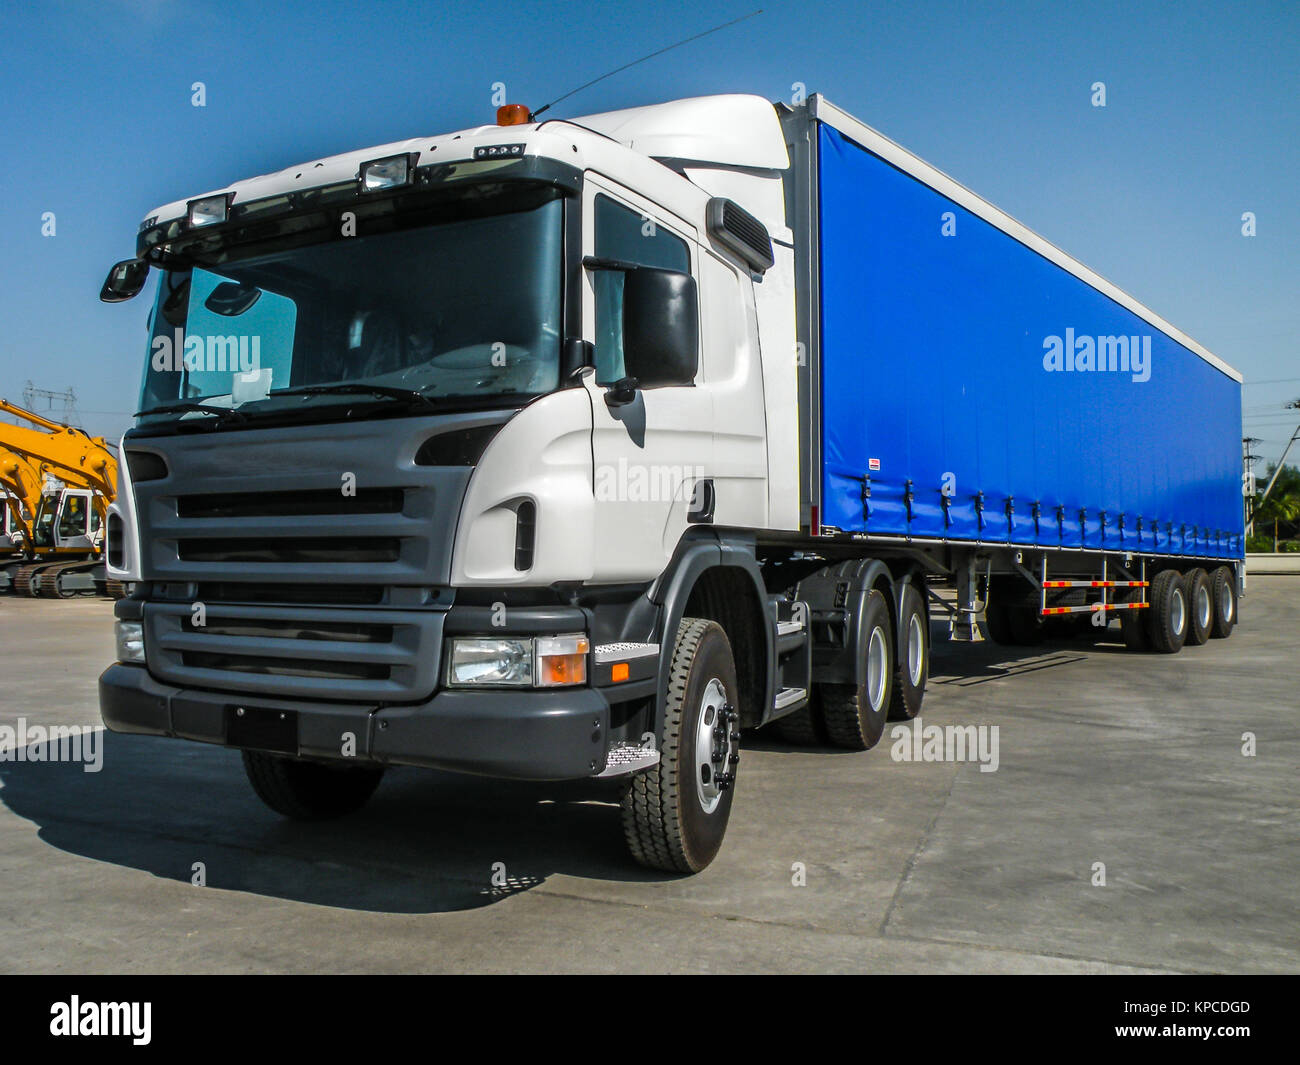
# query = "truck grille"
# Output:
<box><xmin>125</xmin><ymin>417</ymin><xmax>496</xmax><ymax>700</ymax></box>
<box><xmin>144</xmin><ymin>601</ymin><xmax>443</xmax><ymax>701</ymax></box>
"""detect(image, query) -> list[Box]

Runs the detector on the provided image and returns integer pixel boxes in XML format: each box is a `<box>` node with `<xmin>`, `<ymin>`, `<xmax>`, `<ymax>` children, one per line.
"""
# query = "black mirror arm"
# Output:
<box><xmin>603</xmin><ymin>376</ymin><xmax>638</xmax><ymax>408</ymax></box>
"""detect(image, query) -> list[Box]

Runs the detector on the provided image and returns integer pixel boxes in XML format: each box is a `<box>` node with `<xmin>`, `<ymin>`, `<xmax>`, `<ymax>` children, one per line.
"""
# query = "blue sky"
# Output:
<box><xmin>1</xmin><ymin>0</ymin><xmax>1296</xmax><ymax>463</ymax></box>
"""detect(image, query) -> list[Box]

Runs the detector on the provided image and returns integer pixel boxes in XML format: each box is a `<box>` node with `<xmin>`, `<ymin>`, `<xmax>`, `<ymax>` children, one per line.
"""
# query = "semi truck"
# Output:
<box><xmin>97</xmin><ymin>94</ymin><xmax>1245</xmax><ymax>873</ymax></box>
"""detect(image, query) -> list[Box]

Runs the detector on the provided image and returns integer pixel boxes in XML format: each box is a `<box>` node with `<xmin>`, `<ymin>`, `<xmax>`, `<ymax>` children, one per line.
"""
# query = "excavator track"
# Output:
<box><xmin>11</xmin><ymin>563</ymin><xmax>45</xmax><ymax>597</ymax></box>
<box><xmin>34</xmin><ymin>560</ymin><xmax>101</xmax><ymax>598</ymax></box>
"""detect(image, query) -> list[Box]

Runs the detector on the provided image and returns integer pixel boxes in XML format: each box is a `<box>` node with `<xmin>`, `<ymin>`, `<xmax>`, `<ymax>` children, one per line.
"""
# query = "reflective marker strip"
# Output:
<box><xmin>1042</xmin><ymin>580</ymin><xmax>1149</xmax><ymax>588</ymax></box>
<box><xmin>1040</xmin><ymin>603</ymin><xmax>1149</xmax><ymax>615</ymax></box>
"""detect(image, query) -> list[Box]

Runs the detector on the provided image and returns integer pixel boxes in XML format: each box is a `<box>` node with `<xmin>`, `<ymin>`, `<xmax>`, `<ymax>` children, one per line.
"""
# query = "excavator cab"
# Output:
<box><xmin>54</xmin><ymin>490</ymin><xmax>97</xmax><ymax>551</ymax></box>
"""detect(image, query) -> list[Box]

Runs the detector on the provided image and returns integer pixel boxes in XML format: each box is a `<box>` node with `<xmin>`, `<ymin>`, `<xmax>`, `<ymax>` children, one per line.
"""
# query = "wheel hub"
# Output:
<box><xmin>695</xmin><ymin>678</ymin><xmax>739</xmax><ymax>814</ymax></box>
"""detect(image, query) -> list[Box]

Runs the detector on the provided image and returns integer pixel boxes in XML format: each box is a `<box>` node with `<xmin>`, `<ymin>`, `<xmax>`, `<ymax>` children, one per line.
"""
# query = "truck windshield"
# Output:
<box><xmin>137</xmin><ymin>190</ymin><xmax>564</xmax><ymax>424</ymax></box>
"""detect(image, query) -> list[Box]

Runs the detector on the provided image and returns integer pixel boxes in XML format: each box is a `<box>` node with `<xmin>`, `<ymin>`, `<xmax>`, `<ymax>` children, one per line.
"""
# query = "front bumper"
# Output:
<box><xmin>99</xmin><ymin>663</ymin><xmax>611</xmax><ymax>780</ymax></box>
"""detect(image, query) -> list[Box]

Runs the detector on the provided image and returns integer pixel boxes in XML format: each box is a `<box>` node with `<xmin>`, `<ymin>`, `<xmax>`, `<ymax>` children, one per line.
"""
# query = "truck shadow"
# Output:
<box><xmin>0</xmin><ymin>732</ymin><xmax>674</xmax><ymax>914</ymax></box>
<box><xmin>746</xmin><ymin>621</ymin><xmax>1122</xmax><ymax>754</ymax></box>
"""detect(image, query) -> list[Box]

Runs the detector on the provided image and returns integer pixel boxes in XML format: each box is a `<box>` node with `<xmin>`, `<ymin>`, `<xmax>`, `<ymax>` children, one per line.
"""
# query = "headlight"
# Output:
<box><xmin>359</xmin><ymin>153</ymin><xmax>417</xmax><ymax>192</ymax></box>
<box><xmin>447</xmin><ymin>637</ymin><xmax>533</xmax><ymax>687</ymax></box>
<box><xmin>186</xmin><ymin>193</ymin><xmax>230</xmax><ymax>228</ymax></box>
<box><xmin>115</xmin><ymin>620</ymin><xmax>145</xmax><ymax>664</ymax></box>
<box><xmin>445</xmin><ymin>633</ymin><xmax>590</xmax><ymax>688</ymax></box>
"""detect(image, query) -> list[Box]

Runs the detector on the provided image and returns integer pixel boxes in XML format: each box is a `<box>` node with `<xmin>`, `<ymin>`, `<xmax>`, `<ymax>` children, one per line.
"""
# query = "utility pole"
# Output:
<box><xmin>1248</xmin><ymin>399</ymin><xmax>1300</xmax><ymax>536</ymax></box>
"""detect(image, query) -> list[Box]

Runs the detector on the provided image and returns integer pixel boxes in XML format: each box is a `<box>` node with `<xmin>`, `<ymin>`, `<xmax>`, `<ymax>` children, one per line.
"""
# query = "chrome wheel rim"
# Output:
<box><xmin>694</xmin><ymin>678</ymin><xmax>736</xmax><ymax>814</ymax></box>
<box><xmin>1171</xmin><ymin>587</ymin><xmax>1186</xmax><ymax>636</ymax></box>
<box><xmin>867</xmin><ymin>625</ymin><xmax>888</xmax><ymax>710</ymax></box>
<box><xmin>1197</xmin><ymin>584</ymin><xmax>1211</xmax><ymax>630</ymax></box>
<box><xmin>907</xmin><ymin>613</ymin><xmax>925</xmax><ymax>687</ymax></box>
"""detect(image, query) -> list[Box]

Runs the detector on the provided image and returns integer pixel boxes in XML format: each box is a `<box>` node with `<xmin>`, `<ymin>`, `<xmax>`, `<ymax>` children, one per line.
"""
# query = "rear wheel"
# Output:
<box><xmin>982</xmin><ymin>598</ymin><xmax>1015</xmax><ymax>644</ymax></box>
<box><xmin>242</xmin><ymin>751</ymin><xmax>384</xmax><ymax>820</ymax></box>
<box><xmin>1210</xmin><ymin>566</ymin><xmax>1237</xmax><ymax>638</ymax></box>
<box><xmin>1145</xmin><ymin>569</ymin><xmax>1188</xmax><ymax>654</ymax></box>
<box><xmin>1121</xmin><ymin>608</ymin><xmax>1150</xmax><ymax>651</ymax></box>
<box><xmin>1183</xmin><ymin>568</ymin><xmax>1212</xmax><ymax>646</ymax></box>
<box><xmin>622</xmin><ymin>618</ymin><xmax>740</xmax><ymax>873</ymax></box>
<box><xmin>820</xmin><ymin>589</ymin><xmax>894</xmax><ymax>750</ymax></box>
<box><xmin>889</xmin><ymin>583</ymin><xmax>927</xmax><ymax>720</ymax></box>
<box><xmin>771</xmin><ymin>692</ymin><xmax>823</xmax><ymax>745</ymax></box>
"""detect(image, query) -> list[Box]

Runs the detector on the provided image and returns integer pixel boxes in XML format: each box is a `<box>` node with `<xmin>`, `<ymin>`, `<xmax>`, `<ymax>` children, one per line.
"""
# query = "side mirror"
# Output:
<box><xmin>621</xmin><ymin>268</ymin><xmax>698</xmax><ymax>389</ymax></box>
<box><xmin>100</xmin><ymin>259</ymin><xmax>149</xmax><ymax>303</ymax></box>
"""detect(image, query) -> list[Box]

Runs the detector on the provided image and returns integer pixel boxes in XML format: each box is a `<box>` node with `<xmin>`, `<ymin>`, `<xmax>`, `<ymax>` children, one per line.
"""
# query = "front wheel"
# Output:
<box><xmin>622</xmin><ymin>618</ymin><xmax>740</xmax><ymax>873</ymax></box>
<box><xmin>242</xmin><ymin>750</ymin><xmax>385</xmax><ymax>820</ymax></box>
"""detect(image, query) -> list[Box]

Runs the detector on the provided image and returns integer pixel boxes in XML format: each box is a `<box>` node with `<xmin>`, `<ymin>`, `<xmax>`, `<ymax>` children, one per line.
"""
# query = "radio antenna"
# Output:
<box><xmin>530</xmin><ymin>10</ymin><xmax>763</xmax><ymax>120</ymax></box>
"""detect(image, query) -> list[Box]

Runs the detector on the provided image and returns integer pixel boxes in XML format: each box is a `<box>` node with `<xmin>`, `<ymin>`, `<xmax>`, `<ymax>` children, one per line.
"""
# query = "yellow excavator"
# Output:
<box><xmin>0</xmin><ymin>399</ymin><xmax>120</xmax><ymax>597</ymax></box>
<box><xmin>1</xmin><ymin>446</ymin><xmax>43</xmax><ymax>564</ymax></box>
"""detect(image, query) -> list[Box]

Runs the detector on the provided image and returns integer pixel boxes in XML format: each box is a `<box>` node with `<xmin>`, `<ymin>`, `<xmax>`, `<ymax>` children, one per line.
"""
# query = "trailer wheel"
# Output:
<box><xmin>982</xmin><ymin>599</ymin><xmax>1014</xmax><ymax>644</ymax></box>
<box><xmin>819</xmin><ymin>589</ymin><xmax>894</xmax><ymax>749</ymax></box>
<box><xmin>1210</xmin><ymin>566</ymin><xmax>1237</xmax><ymax>638</ymax></box>
<box><xmin>1145</xmin><ymin>570</ymin><xmax>1188</xmax><ymax>654</ymax></box>
<box><xmin>1183</xmin><ymin>569</ymin><xmax>1212</xmax><ymax>646</ymax></box>
<box><xmin>621</xmin><ymin>618</ymin><xmax>740</xmax><ymax>873</ymax></box>
<box><xmin>771</xmin><ymin>693</ymin><xmax>824</xmax><ymax>745</ymax></box>
<box><xmin>1007</xmin><ymin>605</ymin><xmax>1045</xmax><ymax>645</ymax></box>
<box><xmin>889</xmin><ymin>583</ymin><xmax>927</xmax><ymax>720</ymax></box>
<box><xmin>1121</xmin><ymin>608</ymin><xmax>1149</xmax><ymax>651</ymax></box>
<box><xmin>241</xmin><ymin>751</ymin><xmax>384</xmax><ymax>820</ymax></box>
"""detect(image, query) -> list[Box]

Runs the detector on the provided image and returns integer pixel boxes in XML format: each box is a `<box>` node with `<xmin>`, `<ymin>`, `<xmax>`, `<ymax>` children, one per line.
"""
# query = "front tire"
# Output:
<box><xmin>622</xmin><ymin>618</ymin><xmax>740</xmax><ymax>873</ymax></box>
<box><xmin>242</xmin><ymin>751</ymin><xmax>384</xmax><ymax>820</ymax></box>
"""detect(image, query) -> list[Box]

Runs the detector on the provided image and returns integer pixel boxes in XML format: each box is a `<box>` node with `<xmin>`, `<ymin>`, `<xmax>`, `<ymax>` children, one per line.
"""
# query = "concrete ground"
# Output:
<box><xmin>0</xmin><ymin>578</ymin><xmax>1296</xmax><ymax>974</ymax></box>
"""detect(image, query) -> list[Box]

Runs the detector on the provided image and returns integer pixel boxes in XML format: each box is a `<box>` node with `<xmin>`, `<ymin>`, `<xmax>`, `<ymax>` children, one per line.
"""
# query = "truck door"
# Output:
<box><xmin>581</xmin><ymin>179</ymin><xmax>714</xmax><ymax>581</ymax></box>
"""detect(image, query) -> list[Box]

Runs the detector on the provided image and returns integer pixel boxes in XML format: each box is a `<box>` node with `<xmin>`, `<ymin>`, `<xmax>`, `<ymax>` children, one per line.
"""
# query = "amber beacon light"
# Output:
<box><xmin>496</xmin><ymin>103</ymin><xmax>532</xmax><ymax>126</ymax></box>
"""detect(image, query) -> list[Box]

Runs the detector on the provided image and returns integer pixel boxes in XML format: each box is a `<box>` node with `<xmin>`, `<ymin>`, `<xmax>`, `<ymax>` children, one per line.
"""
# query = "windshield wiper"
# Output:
<box><xmin>269</xmin><ymin>383</ymin><xmax>441</xmax><ymax>409</ymax></box>
<box><xmin>134</xmin><ymin>401</ymin><xmax>249</xmax><ymax>423</ymax></box>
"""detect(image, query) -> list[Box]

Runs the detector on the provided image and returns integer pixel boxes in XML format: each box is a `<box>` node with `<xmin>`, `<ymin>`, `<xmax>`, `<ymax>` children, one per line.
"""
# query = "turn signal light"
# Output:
<box><xmin>535</xmin><ymin>634</ymin><xmax>589</xmax><ymax>687</ymax></box>
<box><xmin>496</xmin><ymin>104</ymin><xmax>532</xmax><ymax>126</ymax></box>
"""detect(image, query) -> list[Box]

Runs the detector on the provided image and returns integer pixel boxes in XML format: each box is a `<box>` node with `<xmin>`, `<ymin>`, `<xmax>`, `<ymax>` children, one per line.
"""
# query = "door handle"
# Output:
<box><xmin>688</xmin><ymin>478</ymin><xmax>715</xmax><ymax>523</ymax></box>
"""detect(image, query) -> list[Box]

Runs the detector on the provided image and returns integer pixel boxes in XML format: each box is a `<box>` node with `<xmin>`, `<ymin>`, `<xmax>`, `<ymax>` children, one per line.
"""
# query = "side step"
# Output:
<box><xmin>774</xmin><ymin>686</ymin><xmax>808</xmax><ymax>711</ymax></box>
<box><xmin>768</xmin><ymin>596</ymin><xmax>811</xmax><ymax>718</ymax></box>
<box><xmin>597</xmin><ymin>741</ymin><xmax>661</xmax><ymax>778</ymax></box>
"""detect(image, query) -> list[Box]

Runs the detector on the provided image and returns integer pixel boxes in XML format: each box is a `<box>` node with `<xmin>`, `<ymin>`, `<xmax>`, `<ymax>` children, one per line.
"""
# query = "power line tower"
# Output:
<box><xmin>21</xmin><ymin>381</ymin><xmax>81</xmax><ymax>427</ymax></box>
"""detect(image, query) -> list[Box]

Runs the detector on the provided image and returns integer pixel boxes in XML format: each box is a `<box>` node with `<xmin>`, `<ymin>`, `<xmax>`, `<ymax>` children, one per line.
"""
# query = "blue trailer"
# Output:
<box><xmin>787</xmin><ymin>98</ymin><xmax>1243</xmax><ymax>560</ymax></box>
<box><xmin>779</xmin><ymin>95</ymin><xmax>1243</xmax><ymax>659</ymax></box>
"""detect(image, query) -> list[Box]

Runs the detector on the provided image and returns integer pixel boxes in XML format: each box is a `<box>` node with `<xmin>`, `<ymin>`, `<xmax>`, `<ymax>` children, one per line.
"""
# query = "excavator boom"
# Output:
<box><xmin>0</xmin><ymin>399</ymin><xmax>117</xmax><ymax>501</ymax></box>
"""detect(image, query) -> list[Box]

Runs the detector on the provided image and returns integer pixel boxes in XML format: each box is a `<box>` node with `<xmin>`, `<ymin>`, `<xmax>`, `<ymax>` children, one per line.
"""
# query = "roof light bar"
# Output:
<box><xmin>186</xmin><ymin>193</ymin><xmax>231</xmax><ymax>229</ymax></box>
<box><xmin>359</xmin><ymin>153</ymin><xmax>418</xmax><ymax>193</ymax></box>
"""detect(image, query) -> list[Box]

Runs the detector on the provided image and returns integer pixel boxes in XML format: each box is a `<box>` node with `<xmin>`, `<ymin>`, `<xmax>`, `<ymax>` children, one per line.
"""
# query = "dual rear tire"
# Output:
<box><xmin>774</xmin><ymin>583</ymin><xmax>926</xmax><ymax>750</ymax></box>
<box><xmin>1144</xmin><ymin>565</ymin><xmax>1237</xmax><ymax>653</ymax></box>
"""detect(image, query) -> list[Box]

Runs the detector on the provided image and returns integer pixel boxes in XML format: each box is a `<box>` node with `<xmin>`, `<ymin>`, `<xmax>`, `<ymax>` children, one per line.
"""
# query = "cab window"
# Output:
<box><xmin>593</xmin><ymin>195</ymin><xmax>690</xmax><ymax>384</ymax></box>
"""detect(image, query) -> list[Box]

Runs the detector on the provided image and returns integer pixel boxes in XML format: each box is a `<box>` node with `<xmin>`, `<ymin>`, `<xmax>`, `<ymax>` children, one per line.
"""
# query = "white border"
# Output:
<box><xmin>811</xmin><ymin>95</ymin><xmax>1243</xmax><ymax>384</ymax></box>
